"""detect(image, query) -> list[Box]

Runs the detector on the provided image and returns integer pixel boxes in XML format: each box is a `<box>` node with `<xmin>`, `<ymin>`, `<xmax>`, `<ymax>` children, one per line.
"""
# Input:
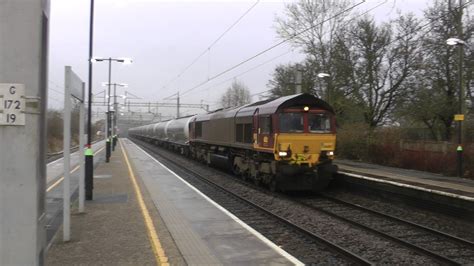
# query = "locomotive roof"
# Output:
<box><xmin>256</xmin><ymin>93</ymin><xmax>334</xmax><ymax>115</ymax></box>
<box><xmin>193</xmin><ymin>93</ymin><xmax>333</xmax><ymax>122</ymax></box>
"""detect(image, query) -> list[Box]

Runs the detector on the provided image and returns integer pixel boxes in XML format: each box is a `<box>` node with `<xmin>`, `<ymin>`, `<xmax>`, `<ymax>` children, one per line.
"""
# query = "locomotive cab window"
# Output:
<box><xmin>308</xmin><ymin>113</ymin><xmax>332</xmax><ymax>133</ymax></box>
<box><xmin>279</xmin><ymin>113</ymin><xmax>304</xmax><ymax>133</ymax></box>
<box><xmin>259</xmin><ymin>116</ymin><xmax>272</xmax><ymax>134</ymax></box>
<box><xmin>243</xmin><ymin>123</ymin><xmax>253</xmax><ymax>143</ymax></box>
<box><xmin>236</xmin><ymin>124</ymin><xmax>244</xmax><ymax>142</ymax></box>
<box><xmin>195</xmin><ymin>122</ymin><xmax>202</xmax><ymax>138</ymax></box>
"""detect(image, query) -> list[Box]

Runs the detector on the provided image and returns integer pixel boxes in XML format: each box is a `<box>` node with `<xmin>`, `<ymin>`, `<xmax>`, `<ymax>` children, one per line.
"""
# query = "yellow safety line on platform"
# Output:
<box><xmin>47</xmin><ymin>147</ymin><xmax>105</xmax><ymax>192</ymax></box>
<box><xmin>119</xmin><ymin>139</ymin><xmax>169</xmax><ymax>266</ymax></box>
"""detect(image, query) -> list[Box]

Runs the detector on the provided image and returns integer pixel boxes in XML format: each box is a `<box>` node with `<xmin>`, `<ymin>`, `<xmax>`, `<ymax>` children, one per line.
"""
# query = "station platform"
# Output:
<box><xmin>46</xmin><ymin>138</ymin><xmax>300</xmax><ymax>265</ymax></box>
<box><xmin>45</xmin><ymin>140</ymin><xmax>106</xmax><ymax>245</ymax></box>
<box><xmin>47</xmin><ymin>140</ymin><xmax>104</xmax><ymax>188</ymax></box>
<box><xmin>335</xmin><ymin>159</ymin><xmax>474</xmax><ymax>202</ymax></box>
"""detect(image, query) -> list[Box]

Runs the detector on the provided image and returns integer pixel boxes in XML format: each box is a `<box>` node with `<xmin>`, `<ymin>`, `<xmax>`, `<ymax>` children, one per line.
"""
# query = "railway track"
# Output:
<box><xmin>46</xmin><ymin>139</ymin><xmax>102</xmax><ymax>163</ymax></box>
<box><xmin>132</xmin><ymin>138</ymin><xmax>474</xmax><ymax>265</ymax></box>
<box><xmin>297</xmin><ymin>195</ymin><xmax>474</xmax><ymax>265</ymax></box>
<box><xmin>133</xmin><ymin>139</ymin><xmax>370</xmax><ymax>265</ymax></box>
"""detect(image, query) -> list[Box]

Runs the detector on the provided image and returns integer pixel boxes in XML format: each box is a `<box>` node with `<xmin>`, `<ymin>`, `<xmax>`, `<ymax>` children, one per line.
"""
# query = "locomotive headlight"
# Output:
<box><xmin>278</xmin><ymin>151</ymin><xmax>288</xmax><ymax>157</ymax></box>
<box><xmin>303</xmin><ymin>106</ymin><xmax>309</xmax><ymax>112</ymax></box>
<box><xmin>327</xmin><ymin>151</ymin><xmax>334</xmax><ymax>156</ymax></box>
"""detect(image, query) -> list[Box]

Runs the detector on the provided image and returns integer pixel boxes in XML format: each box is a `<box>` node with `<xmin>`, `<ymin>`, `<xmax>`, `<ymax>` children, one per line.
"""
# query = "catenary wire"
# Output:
<box><xmin>159</xmin><ymin>0</ymin><xmax>260</xmax><ymax>93</ymax></box>
<box><xmin>173</xmin><ymin>0</ymin><xmax>366</xmax><ymax>98</ymax></box>
<box><xmin>185</xmin><ymin>0</ymin><xmax>391</xmax><ymax>99</ymax></box>
<box><xmin>202</xmin><ymin>50</ymin><xmax>292</xmax><ymax>92</ymax></box>
<box><xmin>181</xmin><ymin>0</ymin><xmax>471</xmax><ymax>101</ymax></box>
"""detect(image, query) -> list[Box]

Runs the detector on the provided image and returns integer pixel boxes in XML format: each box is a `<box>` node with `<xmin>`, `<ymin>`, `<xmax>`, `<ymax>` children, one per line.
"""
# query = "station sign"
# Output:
<box><xmin>454</xmin><ymin>114</ymin><xmax>465</xmax><ymax>121</ymax></box>
<box><xmin>66</xmin><ymin>66</ymin><xmax>84</xmax><ymax>102</ymax></box>
<box><xmin>0</xmin><ymin>84</ymin><xmax>26</xmax><ymax>126</ymax></box>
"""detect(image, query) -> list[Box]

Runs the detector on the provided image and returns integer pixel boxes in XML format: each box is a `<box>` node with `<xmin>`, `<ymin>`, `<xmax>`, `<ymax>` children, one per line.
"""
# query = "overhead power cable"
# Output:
<box><xmin>188</xmin><ymin>0</ymin><xmax>391</xmax><ymax>99</ymax></box>
<box><xmin>202</xmin><ymin>50</ymin><xmax>292</xmax><ymax>92</ymax></box>
<box><xmin>180</xmin><ymin>0</ymin><xmax>472</xmax><ymax>100</ymax></box>
<box><xmin>160</xmin><ymin>0</ymin><xmax>260</xmax><ymax>92</ymax></box>
<box><xmin>383</xmin><ymin>0</ymin><xmax>472</xmax><ymax>49</ymax></box>
<box><xmin>48</xmin><ymin>80</ymin><xmax>65</xmax><ymax>94</ymax></box>
<box><xmin>175</xmin><ymin>0</ymin><xmax>366</xmax><ymax>98</ymax></box>
<box><xmin>49</xmin><ymin>87</ymin><xmax>65</xmax><ymax>95</ymax></box>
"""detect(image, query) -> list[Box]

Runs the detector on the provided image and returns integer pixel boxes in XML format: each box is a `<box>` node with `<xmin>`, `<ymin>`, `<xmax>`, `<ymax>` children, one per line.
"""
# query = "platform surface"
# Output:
<box><xmin>122</xmin><ymin>138</ymin><xmax>301</xmax><ymax>265</ymax></box>
<box><xmin>46</xmin><ymin>139</ymin><xmax>300</xmax><ymax>265</ymax></box>
<box><xmin>335</xmin><ymin>159</ymin><xmax>474</xmax><ymax>200</ymax></box>
<box><xmin>46</xmin><ymin>140</ymin><xmax>180</xmax><ymax>265</ymax></box>
<box><xmin>45</xmin><ymin>142</ymin><xmax>106</xmax><ymax>246</ymax></box>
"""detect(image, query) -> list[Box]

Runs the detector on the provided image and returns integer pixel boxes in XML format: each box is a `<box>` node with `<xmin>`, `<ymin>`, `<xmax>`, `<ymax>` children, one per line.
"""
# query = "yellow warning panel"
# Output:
<box><xmin>454</xmin><ymin>114</ymin><xmax>465</xmax><ymax>121</ymax></box>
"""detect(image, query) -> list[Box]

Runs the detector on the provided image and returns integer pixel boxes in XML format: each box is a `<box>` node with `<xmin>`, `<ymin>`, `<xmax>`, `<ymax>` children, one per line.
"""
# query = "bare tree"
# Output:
<box><xmin>349</xmin><ymin>15</ymin><xmax>423</xmax><ymax>128</ymax></box>
<box><xmin>220</xmin><ymin>80</ymin><xmax>251</xmax><ymax>108</ymax></box>
<box><xmin>267</xmin><ymin>62</ymin><xmax>316</xmax><ymax>97</ymax></box>
<box><xmin>275</xmin><ymin>0</ymin><xmax>354</xmax><ymax>57</ymax></box>
<box><xmin>398</xmin><ymin>0</ymin><xmax>473</xmax><ymax>140</ymax></box>
<box><xmin>274</xmin><ymin>0</ymin><xmax>368</xmax><ymax>124</ymax></box>
<box><xmin>275</xmin><ymin>0</ymin><xmax>355</xmax><ymax>102</ymax></box>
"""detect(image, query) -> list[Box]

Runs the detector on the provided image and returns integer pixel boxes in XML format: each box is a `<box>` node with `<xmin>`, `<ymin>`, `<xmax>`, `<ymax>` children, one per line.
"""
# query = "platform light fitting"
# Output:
<box><xmin>91</xmin><ymin>57</ymin><xmax>133</xmax><ymax>64</ymax></box>
<box><xmin>446</xmin><ymin>38</ymin><xmax>466</xmax><ymax>46</ymax></box>
<box><xmin>120</xmin><ymin>58</ymin><xmax>133</xmax><ymax>64</ymax></box>
<box><xmin>102</xmin><ymin>82</ymin><xmax>128</xmax><ymax>87</ymax></box>
<box><xmin>317</xmin><ymin>73</ymin><xmax>330</xmax><ymax>78</ymax></box>
<box><xmin>91</xmin><ymin>57</ymin><xmax>104</xmax><ymax>62</ymax></box>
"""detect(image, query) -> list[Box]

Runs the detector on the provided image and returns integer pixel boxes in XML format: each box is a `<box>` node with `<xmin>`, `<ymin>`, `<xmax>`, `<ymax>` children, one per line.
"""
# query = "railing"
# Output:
<box><xmin>399</xmin><ymin>140</ymin><xmax>473</xmax><ymax>154</ymax></box>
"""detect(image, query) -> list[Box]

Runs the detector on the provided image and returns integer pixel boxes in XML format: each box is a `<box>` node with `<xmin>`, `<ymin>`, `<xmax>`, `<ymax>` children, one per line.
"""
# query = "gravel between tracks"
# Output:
<box><xmin>133</xmin><ymin>138</ymin><xmax>472</xmax><ymax>265</ymax></box>
<box><xmin>323</xmin><ymin>188</ymin><xmax>474</xmax><ymax>242</ymax></box>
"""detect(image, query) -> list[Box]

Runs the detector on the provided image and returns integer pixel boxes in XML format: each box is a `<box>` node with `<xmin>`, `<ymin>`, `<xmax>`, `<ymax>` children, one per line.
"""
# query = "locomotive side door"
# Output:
<box><xmin>252</xmin><ymin>109</ymin><xmax>259</xmax><ymax>148</ymax></box>
<box><xmin>189</xmin><ymin>117</ymin><xmax>195</xmax><ymax>139</ymax></box>
<box><xmin>254</xmin><ymin>109</ymin><xmax>274</xmax><ymax>150</ymax></box>
<box><xmin>257</xmin><ymin>115</ymin><xmax>273</xmax><ymax>149</ymax></box>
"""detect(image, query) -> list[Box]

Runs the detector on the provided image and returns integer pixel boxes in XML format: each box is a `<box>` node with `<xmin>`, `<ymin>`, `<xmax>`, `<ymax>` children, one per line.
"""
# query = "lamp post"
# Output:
<box><xmin>85</xmin><ymin>0</ymin><xmax>95</xmax><ymax>200</ymax></box>
<box><xmin>103</xmin><ymin>82</ymin><xmax>127</xmax><ymax>150</ymax></box>
<box><xmin>446</xmin><ymin>37</ymin><xmax>466</xmax><ymax>178</ymax></box>
<box><xmin>92</xmin><ymin>57</ymin><xmax>132</xmax><ymax>162</ymax></box>
<box><xmin>317</xmin><ymin>73</ymin><xmax>331</xmax><ymax>102</ymax></box>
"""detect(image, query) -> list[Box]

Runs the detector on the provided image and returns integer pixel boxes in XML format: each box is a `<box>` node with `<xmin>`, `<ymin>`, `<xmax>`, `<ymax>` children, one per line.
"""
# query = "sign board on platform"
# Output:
<box><xmin>65</xmin><ymin>66</ymin><xmax>84</xmax><ymax>102</ymax></box>
<box><xmin>454</xmin><ymin>114</ymin><xmax>465</xmax><ymax>121</ymax></box>
<box><xmin>0</xmin><ymin>84</ymin><xmax>26</xmax><ymax>126</ymax></box>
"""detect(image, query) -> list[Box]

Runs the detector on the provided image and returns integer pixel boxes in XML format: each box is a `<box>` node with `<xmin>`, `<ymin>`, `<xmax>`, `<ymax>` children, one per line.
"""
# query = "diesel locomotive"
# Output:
<box><xmin>129</xmin><ymin>93</ymin><xmax>338</xmax><ymax>191</ymax></box>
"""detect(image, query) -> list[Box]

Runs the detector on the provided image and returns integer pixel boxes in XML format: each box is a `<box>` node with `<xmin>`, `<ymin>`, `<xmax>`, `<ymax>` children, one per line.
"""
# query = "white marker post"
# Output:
<box><xmin>63</xmin><ymin>66</ymin><xmax>85</xmax><ymax>241</ymax></box>
<box><xmin>79</xmin><ymin>82</ymin><xmax>86</xmax><ymax>213</ymax></box>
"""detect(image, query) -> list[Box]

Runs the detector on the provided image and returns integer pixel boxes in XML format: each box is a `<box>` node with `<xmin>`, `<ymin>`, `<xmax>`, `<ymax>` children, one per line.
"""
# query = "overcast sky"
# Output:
<box><xmin>48</xmin><ymin>0</ymin><xmax>433</xmax><ymax>118</ymax></box>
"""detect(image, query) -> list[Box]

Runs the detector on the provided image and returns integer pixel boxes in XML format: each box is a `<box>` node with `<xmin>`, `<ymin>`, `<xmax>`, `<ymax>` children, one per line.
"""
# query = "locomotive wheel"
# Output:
<box><xmin>269</xmin><ymin>178</ymin><xmax>278</xmax><ymax>192</ymax></box>
<box><xmin>232</xmin><ymin>165</ymin><xmax>241</xmax><ymax>177</ymax></box>
<box><xmin>253</xmin><ymin>173</ymin><xmax>261</xmax><ymax>186</ymax></box>
<box><xmin>242</xmin><ymin>171</ymin><xmax>250</xmax><ymax>182</ymax></box>
<box><xmin>253</xmin><ymin>178</ymin><xmax>260</xmax><ymax>186</ymax></box>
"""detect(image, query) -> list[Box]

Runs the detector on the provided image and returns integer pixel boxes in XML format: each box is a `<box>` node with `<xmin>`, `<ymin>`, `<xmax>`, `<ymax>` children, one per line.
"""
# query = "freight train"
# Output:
<box><xmin>129</xmin><ymin>93</ymin><xmax>338</xmax><ymax>192</ymax></box>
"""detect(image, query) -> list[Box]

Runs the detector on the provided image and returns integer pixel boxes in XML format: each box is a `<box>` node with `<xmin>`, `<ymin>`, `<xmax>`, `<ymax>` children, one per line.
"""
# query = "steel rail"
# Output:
<box><xmin>296</xmin><ymin>197</ymin><xmax>464</xmax><ymax>265</ymax></box>
<box><xmin>133</xmin><ymin>138</ymin><xmax>372</xmax><ymax>266</ymax></box>
<box><xmin>320</xmin><ymin>194</ymin><xmax>474</xmax><ymax>247</ymax></box>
